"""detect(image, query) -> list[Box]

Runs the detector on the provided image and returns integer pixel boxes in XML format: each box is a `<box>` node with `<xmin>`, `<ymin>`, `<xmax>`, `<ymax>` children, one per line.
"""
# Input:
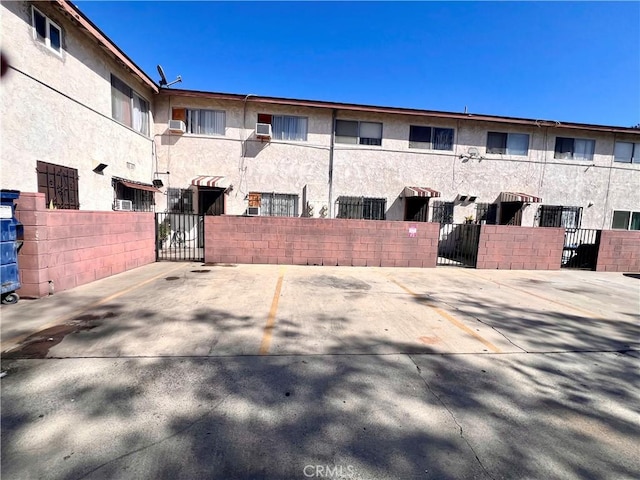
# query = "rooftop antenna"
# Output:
<box><xmin>157</xmin><ymin>64</ymin><xmax>182</xmax><ymax>88</ymax></box>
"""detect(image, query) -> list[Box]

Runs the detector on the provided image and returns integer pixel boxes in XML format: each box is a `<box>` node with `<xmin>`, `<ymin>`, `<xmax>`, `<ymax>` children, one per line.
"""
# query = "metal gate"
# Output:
<box><xmin>561</xmin><ymin>228</ymin><xmax>600</xmax><ymax>270</ymax></box>
<box><xmin>437</xmin><ymin>223</ymin><xmax>481</xmax><ymax>267</ymax></box>
<box><xmin>156</xmin><ymin>213</ymin><xmax>204</xmax><ymax>261</ymax></box>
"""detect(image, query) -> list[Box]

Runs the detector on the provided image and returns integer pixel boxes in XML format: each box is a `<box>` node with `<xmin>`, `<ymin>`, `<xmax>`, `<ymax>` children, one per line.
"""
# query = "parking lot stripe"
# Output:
<box><xmin>1</xmin><ymin>264</ymin><xmax>185</xmax><ymax>353</ymax></box>
<box><xmin>457</xmin><ymin>270</ymin><xmax>602</xmax><ymax>319</ymax></box>
<box><xmin>387</xmin><ymin>277</ymin><xmax>501</xmax><ymax>353</ymax></box>
<box><xmin>259</xmin><ymin>266</ymin><xmax>286</xmax><ymax>355</ymax></box>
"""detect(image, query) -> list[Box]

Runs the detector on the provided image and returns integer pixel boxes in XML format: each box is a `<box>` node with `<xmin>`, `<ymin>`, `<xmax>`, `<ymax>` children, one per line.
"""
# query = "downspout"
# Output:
<box><xmin>601</xmin><ymin>133</ymin><xmax>616</xmax><ymax>229</ymax></box>
<box><xmin>328</xmin><ymin>109</ymin><xmax>336</xmax><ymax>218</ymax></box>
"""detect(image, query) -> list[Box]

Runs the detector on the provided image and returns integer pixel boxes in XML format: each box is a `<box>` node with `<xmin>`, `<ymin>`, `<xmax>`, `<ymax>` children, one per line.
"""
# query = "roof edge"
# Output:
<box><xmin>158</xmin><ymin>88</ymin><xmax>640</xmax><ymax>135</ymax></box>
<box><xmin>55</xmin><ymin>0</ymin><xmax>158</xmax><ymax>93</ymax></box>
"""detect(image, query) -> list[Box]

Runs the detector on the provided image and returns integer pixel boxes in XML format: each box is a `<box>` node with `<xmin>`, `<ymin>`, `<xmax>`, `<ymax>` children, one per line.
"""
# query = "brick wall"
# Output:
<box><xmin>476</xmin><ymin>225</ymin><xmax>564</xmax><ymax>270</ymax></box>
<box><xmin>596</xmin><ymin>230</ymin><xmax>640</xmax><ymax>272</ymax></box>
<box><xmin>205</xmin><ymin>216</ymin><xmax>439</xmax><ymax>267</ymax></box>
<box><xmin>15</xmin><ymin>192</ymin><xmax>155</xmax><ymax>298</ymax></box>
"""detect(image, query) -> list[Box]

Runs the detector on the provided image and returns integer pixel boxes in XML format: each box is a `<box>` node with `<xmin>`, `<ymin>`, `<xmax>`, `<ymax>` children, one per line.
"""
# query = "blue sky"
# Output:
<box><xmin>75</xmin><ymin>1</ymin><xmax>639</xmax><ymax>127</ymax></box>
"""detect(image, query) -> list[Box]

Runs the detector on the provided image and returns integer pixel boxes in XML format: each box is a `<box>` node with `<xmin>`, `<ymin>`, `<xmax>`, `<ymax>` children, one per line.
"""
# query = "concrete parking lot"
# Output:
<box><xmin>1</xmin><ymin>263</ymin><xmax>639</xmax><ymax>479</ymax></box>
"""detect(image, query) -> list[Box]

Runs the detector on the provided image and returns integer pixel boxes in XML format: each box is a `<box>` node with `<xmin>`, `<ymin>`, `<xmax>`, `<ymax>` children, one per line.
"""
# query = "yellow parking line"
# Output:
<box><xmin>1</xmin><ymin>264</ymin><xmax>185</xmax><ymax>352</ymax></box>
<box><xmin>259</xmin><ymin>266</ymin><xmax>286</xmax><ymax>355</ymax></box>
<box><xmin>388</xmin><ymin>277</ymin><xmax>501</xmax><ymax>353</ymax></box>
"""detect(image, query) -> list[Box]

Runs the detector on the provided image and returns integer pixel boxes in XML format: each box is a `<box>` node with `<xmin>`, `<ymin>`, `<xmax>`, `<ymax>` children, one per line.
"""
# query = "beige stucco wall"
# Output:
<box><xmin>153</xmin><ymin>96</ymin><xmax>331</xmax><ymax>216</ymax></box>
<box><xmin>155</xmin><ymin>95</ymin><xmax>640</xmax><ymax>228</ymax></box>
<box><xmin>0</xmin><ymin>1</ymin><xmax>155</xmax><ymax>210</ymax></box>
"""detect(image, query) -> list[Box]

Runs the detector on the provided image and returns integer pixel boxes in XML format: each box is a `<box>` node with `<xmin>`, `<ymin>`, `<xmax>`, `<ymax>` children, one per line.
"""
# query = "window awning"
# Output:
<box><xmin>191</xmin><ymin>175</ymin><xmax>230</xmax><ymax>188</ymax></box>
<box><xmin>498</xmin><ymin>192</ymin><xmax>542</xmax><ymax>203</ymax></box>
<box><xmin>403</xmin><ymin>186</ymin><xmax>441</xmax><ymax>198</ymax></box>
<box><xmin>117</xmin><ymin>179</ymin><xmax>160</xmax><ymax>193</ymax></box>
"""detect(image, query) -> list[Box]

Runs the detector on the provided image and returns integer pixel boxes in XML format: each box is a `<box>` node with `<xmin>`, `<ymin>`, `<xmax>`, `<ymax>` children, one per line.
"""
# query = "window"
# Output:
<box><xmin>113</xmin><ymin>179</ymin><xmax>155</xmax><ymax>212</ymax></box>
<box><xmin>475</xmin><ymin>203</ymin><xmax>498</xmax><ymax>225</ymax></box>
<box><xmin>336</xmin><ymin>196</ymin><xmax>386</xmax><ymax>220</ymax></box>
<box><xmin>409</xmin><ymin>126</ymin><xmax>454</xmax><ymax>151</ymax></box>
<box><xmin>257</xmin><ymin>114</ymin><xmax>307</xmax><ymax>141</ymax></box>
<box><xmin>432</xmin><ymin>201</ymin><xmax>454</xmax><ymax>224</ymax></box>
<box><xmin>253</xmin><ymin>192</ymin><xmax>298</xmax><ymax>217</ymax></box>
<box><xmin>168</xmin><ymin>188</ymin><xmax>194</xmax><ymax>213</ymax></box>
<box><xmin>37</xmin><ymin>161</ymin><xmax>79</xmax><ymax>209</ymax></box>
<box><xmin>111</xmin><ymin>75</ymin><xmax>149</xmax><ymax>135</ymax></box>
<box><xmin>614</xmin><ymin>141</ymin><xmax>640</xmax><ymax>163</ymax></box>
<box><xmin>186</xmin><ymin>109</ymin><xmax>225</xmax><ymax>136</ymax></box>
<box><xmin>486</xmin><ymin>132</ymin><xmax>530</xmax><ymax>155</ymax></box>
<box><xmin>32</xmin><ymin>6</ymin><xmax>62</xmax><ymax>54</ymax></box>
<box><xmin>335</xmin><ymin>120</ymin><xmax>383</xmax><ymax>146</ymax></box>
<box><xmin>612</xmin><ymin>210</ymin><xmax>640</xmax><ymax>230</ymax></box>
<box><xmin>539</xmin><ymin>205</ymin><xmax>582</xmax><ymax>229</ymax></box>
<box><xmin>554</xmin><ymin>137</ymin><xmax>595</xmax><ymax>161</ymax></box>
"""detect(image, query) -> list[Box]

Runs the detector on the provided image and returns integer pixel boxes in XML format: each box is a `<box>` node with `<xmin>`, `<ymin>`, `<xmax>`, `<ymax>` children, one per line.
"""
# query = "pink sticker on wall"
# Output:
<box><xmin>409</xmin><ymin>224</ymin><xmax>417</xmax><ymax>237</ymax></box>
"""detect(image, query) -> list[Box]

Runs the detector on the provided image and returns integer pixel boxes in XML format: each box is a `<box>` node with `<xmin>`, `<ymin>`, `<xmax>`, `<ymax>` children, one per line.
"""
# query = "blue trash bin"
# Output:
<box><xmin>1</xmin><ymin>190</ymin><xmax>24</xmax><ymax>304</ymax></box>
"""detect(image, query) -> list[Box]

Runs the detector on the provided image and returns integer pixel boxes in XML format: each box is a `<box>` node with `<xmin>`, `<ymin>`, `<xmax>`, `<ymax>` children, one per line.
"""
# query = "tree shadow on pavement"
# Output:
<box><xmin>1</xmin><ymin>291</ymin><xmax>639</xmax><ymax>480</ymax></box>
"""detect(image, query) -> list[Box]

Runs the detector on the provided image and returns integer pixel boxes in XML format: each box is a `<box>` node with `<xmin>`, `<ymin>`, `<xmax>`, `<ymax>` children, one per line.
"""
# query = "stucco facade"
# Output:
<box><xmin>0</xmin><ymin>0</ymin><xmax>156</xmax><ymax>210</ymax></box>
<box><xmin>154</xmin><ymin>91</ymin><xmax>640</xmax><ymax>229</ymax></box>
<box><xmin>2</xmin><ymin>1</ymin><xmax>638</xmax><ymax>229</ymax></box>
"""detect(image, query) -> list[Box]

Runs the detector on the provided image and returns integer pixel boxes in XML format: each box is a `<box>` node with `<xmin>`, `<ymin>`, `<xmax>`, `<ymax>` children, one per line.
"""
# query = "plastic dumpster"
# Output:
<box><xmin>0</xmin><ymin>190</ymin><xmax>24</xmax><ymax>304</ymax></box>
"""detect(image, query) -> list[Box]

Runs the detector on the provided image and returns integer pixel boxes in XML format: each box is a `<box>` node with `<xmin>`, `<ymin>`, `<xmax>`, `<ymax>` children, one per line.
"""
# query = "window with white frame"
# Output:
<box><xmin>554</xmin><ymin>137</ymin><xmax>595</xmax><ymax>161</ymax></box>
<box><xmin>538</xmin><ymin>205</ymin><xmax>582</xmax><ymax>229</ymax></box>
<box><xmin>335</xmin><ymin>120</ymin><xmax>383</xmax><ymax>146</ymax></box>
<box><xmin>614</xmin><ymin>141</ymin><xmax>640</xmax><ymax>163</ymax></box>
<box><xmin>612</xmin><ymin>210</ymin><xmax>640</xmax><ymax>230</ymax></box>
<box><xmin>257</xmin><ymin>114</ymin><xmax>307</xmax><ymax>141</ymax></box>
<box><xmin>486</xmin><ymin>132</ymin><xmax>530</xmax><ymax>155</ymax></box>
<box><xmin>252</xmin><ymin>192</ymin><xmax>299</xmax><ymax>217</ymax></box>
<box><xmin>336</xmin><ymin>196</ymin><xmax>386</xmax><ymax>220</ymax></box>
<box><xmin>111</xmin><ymin>75</ymin><xmax>149</xmax><ymax>135</ymax></box>
<box><xmin>409</xmin><ymin>126</ymin><xmax>454</xmax><ymax>151</ymax></box>
<box><xmin>32</xmin><ymin>6</ymin><xmax>62</xmax><ymax>54</ymax></box>
<box><xmin>186</xmin><ymin>109</ymin><xmax>226</xmax><ymax>136</ymax></box>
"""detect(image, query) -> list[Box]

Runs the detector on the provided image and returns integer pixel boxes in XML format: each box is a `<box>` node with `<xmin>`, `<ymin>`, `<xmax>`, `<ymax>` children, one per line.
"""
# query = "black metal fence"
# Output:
<box><xmin>562</xmin><ymin>228</ymin><xmax>600</xmax><ymax>270</ymax></box>
<box><xmin>437</xmin><ymin>223</ymin><xmax>481</xmax><ymax>267</ymax></box>
<box><xmin>156</xmin><ymin>213</ymin><xmax>204</xmax><ymax>261</ymax></box>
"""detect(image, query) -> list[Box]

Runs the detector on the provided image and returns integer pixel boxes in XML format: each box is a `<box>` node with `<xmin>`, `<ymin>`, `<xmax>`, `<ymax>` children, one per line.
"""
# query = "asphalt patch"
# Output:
<box><xmin>305</xmin><ymin>275</ymin><xmax>371</xmax><ymax>291</ymax></box>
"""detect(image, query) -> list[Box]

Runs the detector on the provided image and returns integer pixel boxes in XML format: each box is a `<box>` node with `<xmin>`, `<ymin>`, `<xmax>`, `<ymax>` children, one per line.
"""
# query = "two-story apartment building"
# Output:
<box><xmin>154</xmin><ymin>89</ymin><xmax>640</xmax><ymax>230</ymax></box>
<box><xmin>0</xmin><ymin>0</ymin><xmax>159</xmax><ymax>211</ymax></box>
<box><xmin>2</xmin><ymin>1</ymin><xmax>639</xmax><ymax>232</ymax></box>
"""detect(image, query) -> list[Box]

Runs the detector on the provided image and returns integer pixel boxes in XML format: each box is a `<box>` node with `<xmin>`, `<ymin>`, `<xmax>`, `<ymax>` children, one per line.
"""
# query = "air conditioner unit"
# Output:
<box><xmin>168</xmin><ymin>120</ymin><xmax>186</xmax><ymax>134</ymax></box>
<box><xmin>255</xmin><ymin>123</ymin><xmax>272</xmax><ymax>139</ymax></box>
<box><xmin>247</xmin><ymin>206</ymin><xmax>260</xmax><ymax>216</ymax></box>
<box><xmin>115</xmin><ymin>199</ymin><xmax>133</xmax><ymax>211</ymax></box>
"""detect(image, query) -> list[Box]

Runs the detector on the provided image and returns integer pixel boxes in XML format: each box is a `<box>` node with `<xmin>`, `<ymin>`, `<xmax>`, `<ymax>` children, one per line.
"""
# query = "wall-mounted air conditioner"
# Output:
<box><xmin>115</xmin><ymin>199</ymin><xmax>133</xmax><ymax>211</ymax></box>
<box><xmin>168</xmin><ymin>120</ymin><xmax>186</xmax><ymax>134</ymax></box>
<box><xmin>255</xmin><ymin>123</ymin><xmax>272</xmax><ymax>139</ymax></box>
<box><xmin>247</xmin><ymin>206</ymin><xmax>260</xmax><ymax>216</ymax></box>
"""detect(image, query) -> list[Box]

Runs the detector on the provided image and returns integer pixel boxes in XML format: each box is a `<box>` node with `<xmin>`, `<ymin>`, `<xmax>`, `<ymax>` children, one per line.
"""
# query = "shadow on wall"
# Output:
<box><xmin>1</xmin><ymin>284</ymin><xmax>638</xmax><ymax>480</ymax></box>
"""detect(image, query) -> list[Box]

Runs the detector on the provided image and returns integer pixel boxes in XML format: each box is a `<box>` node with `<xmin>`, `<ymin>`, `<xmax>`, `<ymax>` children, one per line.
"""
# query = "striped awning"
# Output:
<box><xmin>191</xmin><ymin>176</ymin><xmax>230</xmax><ymax>188</ymax></box>
<box><xmin>404</xmin><ymin>186</ymin><xmax>441</xmax><ymax>198</ymax></box>
<box><xmin>498</xmin><ymin>191</ymin><xmax>542</xmax><ymax>203</ymax></box>
<box><xmin>117</xmin><ymin>179</ymin><xmax>160</xmax><ymax>193</ymax></box>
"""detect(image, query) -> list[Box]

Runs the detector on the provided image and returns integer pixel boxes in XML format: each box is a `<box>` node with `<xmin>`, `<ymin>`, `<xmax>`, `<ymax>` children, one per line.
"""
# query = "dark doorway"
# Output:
<box><xmin>404</xmin><ymin>197</ymin><xmax>429</xmax><ymax>222</ymax></box>
<box><xmin>198</xmin><ymin>188</ymin><xmax>225</xmax><ymax>216</ymax></box>
<box><xmin>499</xmin><ymin>202</ymin><xmax>523</xmax><ymax>226</ymax></box>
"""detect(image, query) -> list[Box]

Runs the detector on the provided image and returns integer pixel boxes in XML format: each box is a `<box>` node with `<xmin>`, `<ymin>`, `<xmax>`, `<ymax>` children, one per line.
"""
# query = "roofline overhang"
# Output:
<box><xmin>158</xmin><ymin>88</ymin><xmax>640</xmax><ymax>135</ymax></box>
<box><xmin>53</xmin><ymin>0</ymin><xmax>159</xmax><ymax>93</ymax></box>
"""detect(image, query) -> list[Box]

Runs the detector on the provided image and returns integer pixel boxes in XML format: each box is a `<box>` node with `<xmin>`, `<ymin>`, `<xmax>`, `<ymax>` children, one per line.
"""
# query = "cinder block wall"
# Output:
<box><xmin>476</xmin><ymin>225</ymin><xmax>565</xmax><ymax>270</ymax></box>
<box><xmin>596</xmin><ymin>230</ymin><xmax>640</xmax><ymax>272</ymax></box>
<box><xmin>15</xmin><ymin>192</ymin><xmax>155</xmax><ymax>298</ymax></box>
<box><xmin>205</xmin><ymin>216</ymin><xmax>439</xmax><ymax>267</ymax></box>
